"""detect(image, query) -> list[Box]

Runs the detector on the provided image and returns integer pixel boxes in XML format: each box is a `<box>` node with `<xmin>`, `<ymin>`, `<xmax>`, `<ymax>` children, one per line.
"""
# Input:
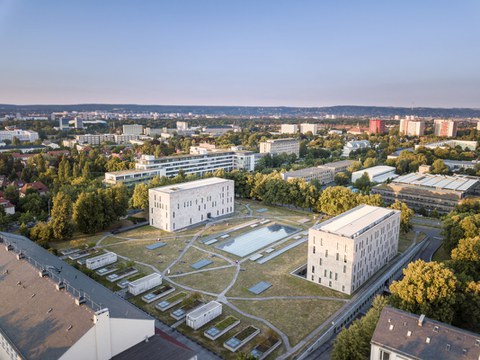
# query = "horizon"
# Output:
<box><xmin>1</xmin><ymin>1</ymin><xmax>479</xmax><ymax>107</ymax></box>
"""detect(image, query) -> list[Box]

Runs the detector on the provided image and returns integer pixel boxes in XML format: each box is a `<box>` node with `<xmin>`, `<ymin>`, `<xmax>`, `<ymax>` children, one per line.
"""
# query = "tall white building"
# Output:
<box><xmin>434</xmin><ymin>119</ymin><xmax>457</xmax><ymax>137</ymax></box>
<box><xmin>259</xmin><ymin>138</ymin><xmax>300</xmax><ymax>157</ymax></box>
<box><xmin>149</xmin><ymin>177</ymin><xmax>234</xmax><ymax>232</ymax></box>
<box><xmin>399</xmin><ymin>119</ymin><xmax>425</xmax><ymax>136</ymax></box>
<box><xmin>300</xmin><ymin>123</ymin><xmax>318</xmax><ymax>134</ymax></box>
<box><xmin>307</xmin><ymin>205</ymin><xmax>400</xmax><ymax>295</ymax></box>
<box><xmin>280</xmin><ymin>124</ymin><xmax>298</xmax><ymax>134</ymax></box>
<box><xmin>122</xmin><ymin>124</ymin><xmax>143</xmax><ymax>135</ymax></box>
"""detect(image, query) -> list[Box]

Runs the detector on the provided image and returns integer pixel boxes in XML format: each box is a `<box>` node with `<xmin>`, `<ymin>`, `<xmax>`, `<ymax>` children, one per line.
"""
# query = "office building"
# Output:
<box><xmin>371</xmin><ymin>307</ymin><xmax>480</xmax><ymax>360</ymax></box>
<box><xmin>415</xmin><ymin>139</ymin><xmax>477</xmax><ymax>151</ymax></box>
<box><xmin>351</xmin><ymin>166</ymin><xmax>398</xmax><ymax>183</ymax></box>
<box><xmin>399</xmin><ymin>119</ymin><xmax>425</xmax><ymax>136</ymax></box>
<box><xmin>319</xmin><ymin>160</ymin><xmax>356</xmax><ymax>175</ymax></box>
<box><xmin>342</xmin><ymin>140</ymin><xmax>370</xmax><ymax>157</ymax></box>
<box><xmin>74</xmin><ymin>117</ymin><xmax>84</xmax><ymax>129</ymax></box>
<box><xmin>280</xmin><ymin>124</ymin><xmax>299</xmax><ymax>134</ymax></box>
<box><xmin>259</xmin><ymin>138</ymin><xmax>300</xmax><ymax>157</ymax></box>
<box><xmin>307</xmin><ymin>205</ymin><xmax>400</xmax><ymax>295</ymax></box>
<box><xmin>177</xmin><ymin>121</ymin><xmax>189</xmax><ymax>131</ymax></box>
<box><xmin>369</xmin><ymin>119</ymin><xmax>386</xmax><ymax>134</ymax></box>
<box><xmin>149</xmin><ymin>177</ymin><xmax>234</xmax><ymax>231</ymax></box>
<box><xmin>434</xmin><ymin>119</ymin><xmax>458</xmax><ymax>137</ymax></box>
<box><xmin>59</xmin><ymin>117</ymin><xmax>71</xmax><ymax>130</ymax></box>
<box><xmin>0</xmin><ymin>128</ymin><xmax>39</xmax><ymax>143</ymax></box>
<box><xmin>372</xmin><ymin>173</ymin><xmax>480</xmax><ymax>213</ymax></box>
<box><xmin>300</xmin><ymin>123</ymin><xmax>318</xmax><ymax>134</ymax></box>
<box><xmin>114</xmin><ymin>134</ymin><xmax>140</xmax><ymax>144</ymax></box>
<box><xmin>123</xmin><ymin>124</ymin><xmax>143</xmax><ymax>135</ymax></box>
<box><xmin>281</xmin><ymin>160</ymin><xmax>356</xmax><ymax>184</ymax></box>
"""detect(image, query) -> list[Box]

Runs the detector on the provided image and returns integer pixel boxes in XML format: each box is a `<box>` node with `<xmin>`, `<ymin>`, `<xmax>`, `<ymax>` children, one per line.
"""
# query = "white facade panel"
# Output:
<box><xmin>128</xmin><ymin>273</ymin><xmax>162</xmax><ymax>295</ymax></box>
<box><xmin>186</xmin><ymin>301</ymin><xmax>222</xmax><ymax>330</ymax></box>
<box><xmin>86</xmin><ymin>252</ymin><xmax>117</xmax><ymax>270</ymax></box>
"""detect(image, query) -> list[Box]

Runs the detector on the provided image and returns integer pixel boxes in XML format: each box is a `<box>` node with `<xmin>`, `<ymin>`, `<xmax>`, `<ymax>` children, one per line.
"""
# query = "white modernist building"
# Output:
<box><xmin>307</xmin><ymin>205</ymin><xmax>400</xmax><ymax>295</ymax></box>
<box><xmin>415</xmin><ymin>139</ymin><xmax>478</xmax><ymax>151</ymax></box>
<box><xmin>281</xmin><ymin>160</ymin><xmax>356</xmax><ymax>184</ymax></box>
<box><xmin>0</xmin><ymin>129</ymin><xmax>39</xmax><ymax>142</ymax></box>
<box><xmin>342</xmin><ymin>140</ymin><xmax>371</xmax><ymax>157</ymax></box>
<box><xmin>122</xmin><ymin>124</ymin><xmax>144</xmax><ymax>135</ymax></box>
<box><xmin>105</xmin><ymin>150</ymin><xmax>262</xmax><ymax>186</ymax></box>
<box><xmin>351</xmin><ymin>166</ymin><xmax>398</xmax><ymax>183</ymax></box>
<box><xmin>86</xmin><ymin>252</ymin><xmax>117</xmax><ymax>270</ymax></box>
<box><xmin>280</xmin><ymin>124</ymin><xmax>299</xmax><ymax>134</ymax></box>
<box><xmin>259</xmin><ymin>138</ymin><xmax>300</xmax><ymax>157</ymax></box>
<box><xmin>399</xmin><ymin>119</ymin><xmax>425</xmax><ymax>136</ymax></box>
<box><xmin>186</xmin><ymin>301</ymin><xmax>222</xmax><ymax>330</ymax></box>
<box><xmin>149</xmin><ymin>177</ymin><xmax>234</xmax><ymax>232</ymax></box>
<box><xmin>128</xmin><ymin>273</ymin><xmax>163</xmax><ymax>296</ymax></box>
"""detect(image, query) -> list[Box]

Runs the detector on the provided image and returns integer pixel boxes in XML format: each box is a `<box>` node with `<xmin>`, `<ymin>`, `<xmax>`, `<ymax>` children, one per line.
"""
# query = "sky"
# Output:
<box><xmin>0</xmin><ymin>0</ymin><xmax>479</xmax><ymax>108</ymax></box>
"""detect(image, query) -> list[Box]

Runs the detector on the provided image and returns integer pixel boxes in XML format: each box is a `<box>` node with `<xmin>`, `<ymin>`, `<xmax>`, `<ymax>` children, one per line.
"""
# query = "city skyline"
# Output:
<box><xmin>1</xmin><ymin>1</ymin><xmax>479</xmax><ymax>107</ymax></box>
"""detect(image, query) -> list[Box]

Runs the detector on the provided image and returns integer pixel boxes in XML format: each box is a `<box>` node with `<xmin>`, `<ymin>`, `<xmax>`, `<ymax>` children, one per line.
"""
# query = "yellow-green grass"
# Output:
<box><xmin>99</xmin><ymin>236</ymin><xmax>127</xmax><ymax>246</ymax></box>
<box><xmin>433</xmin><ymin>243</ymin><xmax>451</xmax><ymax>262</ymax></box>
<box><xmin>50</xmin><ymin>234</ymin><xmax>105</xmax><ymax>250</ymax></box>
<box><xmin>108</xmin><ymin>237</ymin><xmax>188</xmax><ymax>272</ymax></box>
<box><xmin>115</xmin><ymin>225</ymin><xmax>169</xmax><ymax>239</ymax></box>
<box><xmin>169</xmin><ymin>247</ymin><xmax>231</xmax><ymax>274</ymax></box>
<box><xmin>175</xmin><ymin>303</ymin><xmax>283</xmax><ymax>360</ymax></box>
<box><xmin>172</xmin><ymin>267</ymin><xmax>237</xmax><ymax>294</ymax></box>
<box><xmin>227</xmin><ymin>242</ymin><xmax>349</xmax><ymax>299</ymax></box>
<box><xmin>398</xmin><ymin>231</ymin><xmax>426</xmax><ymax>253</ymax></box>
<box><xmin>231</xmin><ymin>298</ymin><xmax>345</xmax><ymax>346</ymax></box>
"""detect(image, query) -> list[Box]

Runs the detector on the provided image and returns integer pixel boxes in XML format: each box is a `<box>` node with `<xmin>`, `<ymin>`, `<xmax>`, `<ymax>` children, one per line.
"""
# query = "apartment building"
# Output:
<box><xmin>123</xmin><ymin>124</ymin><xmax>144</xmax><ymax>135</ymax></box>
<box><xmin>259</xmin><ymin>138</ymin><xmax>300</xmax><ymax>157</ymax></box>
<box><xmin>369</xmin><ymin>119</ymin><xmax>386</xmax><ymax>134</ymax></box>
<box><xmin>399</xmin><ymin>119</ymin><xmax>425</xmax><ymax>136</ymax></box>
<box><xmin>177</xmin><ymin>121</ymin><xmax>189</xmax><ymax>130</ymax></box>
<box><xmin>280</xmin><ymin>124</ymin><xmax>298</xmax><ymax>134</ymax></box>
<box><xmin>371</xmin><ymin>307</ymin><xmax>480</xmax><ymax>360</ymax></box>
<box><xmin>300</xmin><ymin>123</ymin><xmax>318</xmax><ymax>134</ymax></box>
<box><xmin>434</xmin><ymin>119</ymin><xmax>458</xmax><ymax>137</ymax></box>
<box><xmin>372</xmin><ymin>173</ymin><xmax>480</xmax><ymax>213</ymax></box>
<box><xmin>75</xmin><ymin>134</ymin><xmax>115</xmax><ymax>145</ymax></box>
<box><xmin>0</xmin><ymin>128</ymin><xmax>39</xmax><ymax>142</ymax></box>
<box><xmin>149</xmin><ymin>177</ymin><xmax>234</xmax><ymax>231</ymax></box>
<box><xmin>307</xmin><ymin>205</ymin><xmax>400</xmax><ymax>295</ymax></box>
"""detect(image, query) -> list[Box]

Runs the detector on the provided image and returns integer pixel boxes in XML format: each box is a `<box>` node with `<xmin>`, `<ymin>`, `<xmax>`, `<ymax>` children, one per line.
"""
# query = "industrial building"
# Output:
<box><xmin>86</xmin><ymin>252</ymin><xmax>117</xmax><ymax>270</ymax></box>
<box><xmin>307</xmin><ymin>205</ymin><xmax>400</xmax><ymax>295</ymax></box>
<box><xmin>371</xmin><ymin>307</ymin><xmax>480</xmax><ymax>360</ymax></box>
<box><xmin>372</xmin><ymin>173</ymin><xmax>480</xmax><ymax>213</ymax></box>
<box><xmin>104</xmin><ymin>150</ymin><xmax>262</xmax><ymax>186</ymax></box>
<box><xmin>434</xmin><ymin>119</ymin><xmax>458</xmax><ymax>137</ymax></box>
<box><xmin>259</xmin><ymin>138</ymin><xmax>300</xmax><ymax>157</ymax></box>
<box><xmin>149</xmin><ymin>177</ymin><xmax>234</xmax><ymax>232</ymax></box>
<box><xmin>415</xmin><ymin>139</ymin><xmax>477</xmax><ymax>151</ymax></box>
<box><xmin>351</xmin><ymin>166</ymin><xmax>398</xmax><ymax>183</ymax></box>
<box><xmin>342</xmin><ymin>140</ymin><xmax>370</xmax><ymax>157</ymax></box>
<box><xmin>186</xmin><ymin>301</ymin><xmax>223</xmax><ymax>330</ymax></box>
<box><xmin>128</xmin><ymin>273</ymin><xmax>163</xmax><ymax>296</ymax></box>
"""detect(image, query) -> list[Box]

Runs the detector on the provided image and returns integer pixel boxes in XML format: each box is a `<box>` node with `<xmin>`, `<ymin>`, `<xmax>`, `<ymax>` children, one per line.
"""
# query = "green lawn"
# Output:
<box><xmin>169</xmin><ymin>247</ymin><xmax>231</xmax><ymax>274</ymax></box>
<box><xmin>433</xmin><ymin>243</ymin><xmax>450</xmax><ymax>262</ymax></box>
<box><xmin>172</xmin><ymin>267</ymin><xmax>237</xmax><ymax>294</ymax></box>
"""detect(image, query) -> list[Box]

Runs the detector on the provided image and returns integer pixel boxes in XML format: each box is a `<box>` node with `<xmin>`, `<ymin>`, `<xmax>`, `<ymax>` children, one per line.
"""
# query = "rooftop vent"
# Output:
<box><xmin>38</xmin><ymin>269</ymin><xmax>49</xmax><ymax>278</ymax></box>
<box><xmin>426</xmin><ymin>337</ymin><xmax>431</xmax><ymax>344</ymax></box>
<box><xmin>67</xmin><ymin>325</ymin><xmax>73</xmax><ymax>331</ymax></box>
<box><xmin>463</xmin><ymin>348</ymin><xmax>467</xmax><ymax>355</ymax></box>
<box><xmin>389</xmin><ymin>324</ymin><xmax>394</xmax><ymax>331</ymax></box>
<box><xmin>75</xmin><ymin>296</ymin><xmax>86</xmax><ymax>306</ymax></box>
<box><xmin>56</xmin><ymin>281</ymin><xmax>66</xmax><ymax>291</ymax></box>
<box><xmin>16</xmin><ymin>252</ymin><xmax>25</xmax><ymax>260</ymax></box>
<box><xmin>476</xmin><ymin>339</ymin><xmax>480</xmax><ymax>347</ymax></box>
<box><xmin>5</xmin><ymin>244</ymin><xmax>13</xmax><ymax>251</ymax></box>
<box><xmin>407</xmin><ymin>331</ymin><xmax>412</xmax><ymax>337</ymax></box>
<box><xmin>47</xmin><ymin>308</ymin><xmax>53</xmax><ymax>314</ymax></box>
<box><xmin>433</xmin><ymin>326</ymin><xmax>439</xmax><ymax>333</ymax></box>
<box><xmin>446</xmin><ymin>344</ymin><xmax>451</xmax><ymax>351</ymax></box>
<box><xmin>418</xmin><ymin>314</ymin><xmax>425</xmax><ymax>327</ymax></box>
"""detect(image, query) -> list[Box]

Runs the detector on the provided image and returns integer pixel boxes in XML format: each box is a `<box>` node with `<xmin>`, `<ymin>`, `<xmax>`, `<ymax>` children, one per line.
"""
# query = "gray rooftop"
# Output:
<box><xmin>393</xmin><ymin>173</ymin><xmax>479</xmax><ymax>192</ymax></box>
<box><xmin>0</xmin><ymin>232</ymin><xmax>152</xmax><ymax>322</ymax></box>
<box><xmin>187</xmin><ymin>301</ymin><xmax>222</xmax><ymax>320</ymax></box>
<box><xmin>283</xmin><ymin>166</ymin><xmax>330</xmax><ymax>178</ymax></box>
<box><xmin>319</xmin><ymin>160</ymin><xmax>356</xmax><ymax>169</ymax></box>
<box><xmin>150</xmin><ymin>177</ymin><xmax>231</xmax><ymax>193</ymax></box>
<box><xmin>372</xmin><ymin>307</ymin><xmax>480</xmax><ymax>360</ymax></box>
<box><xmin>0</xmin><ymin>246</ymin><xmax>95</xmax><ymax>359</ymax></box>
<box><xmin>313</xmin><ymin>205</ymin><xmax>399</xmax><ymax>238</ymax></box>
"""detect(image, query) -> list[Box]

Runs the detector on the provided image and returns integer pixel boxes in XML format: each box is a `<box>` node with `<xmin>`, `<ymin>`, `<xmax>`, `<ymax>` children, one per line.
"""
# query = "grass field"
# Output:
<box><xmin>169</xmin><ymin>247</ymin><xmax>231</xmax><ymax>274</ymax></box>
<box><xmin>172</xmin><ymin>267</ymin><xmax>237</xmax><ymax>294</ymax></box>
<box><xmin>432</xmin><ymin>243</ymin><xmax>450</xmax><ymax>262</ymax></box>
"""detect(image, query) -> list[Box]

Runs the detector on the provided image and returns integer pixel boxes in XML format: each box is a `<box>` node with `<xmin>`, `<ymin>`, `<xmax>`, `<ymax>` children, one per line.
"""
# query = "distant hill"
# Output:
<box><xmin>1</xmin><ymin>104</ymin><xmax>479</xmax><ymax>118</ymax></box>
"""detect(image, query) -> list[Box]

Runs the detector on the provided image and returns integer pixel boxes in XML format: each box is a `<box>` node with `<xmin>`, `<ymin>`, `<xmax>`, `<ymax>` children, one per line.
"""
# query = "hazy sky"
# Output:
<box><xmin>0</xmin><ymin>0</ymin><xmax>479</xmax><ymax>107</ymax></box>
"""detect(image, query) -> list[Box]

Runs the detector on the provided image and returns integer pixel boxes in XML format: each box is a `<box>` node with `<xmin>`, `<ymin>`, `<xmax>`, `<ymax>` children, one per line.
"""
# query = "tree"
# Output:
<box><xmin>390</xmin><ymin>260</ymin><xmax>458</xmax><ymax>323</ymax></box>
<box><xmin>318</xmin><ymin>186</ymin><xmax>358</xmax><ymax>215</ymax></box>
<box><xmin>50</xmin><ymin>192</ymin><xmax>74</xmax><ymax>241</ymax></box>
<box><xmin>450</xmin><ymin>236</ymin><xmax>480</xmax><ymax>280</ymax></box>
<box><xmin>363</xmin><ymin>157</ymin><xmax>377</xmax><ymax>168</ymax></box>
<box><xmin>389</xmin><ymin>200</ymin><xmax>414</xmax><ymax>233</ymax></box>
<box><xmin>431</xmin><ymin>159</ymin><xmax>449</xmax><ymax>174</ymax></box>
<box><xmin>73</xmin><ymin>192</ymin><xmax>104</xmax><ymax>233</ymax></box>
<box><xmin>347</xmin><ymin>161</ymin><xmax>362</xmax><ymax>173</ymax></box>
<box><xmin>29</xmin><ymin>221</ymin><xmax>53</xmax><ymax>246</ymax></box>
<box><xmin>354</xmin><ymin>172</ymin><xmax>371</xmax><ymax>192</ymax></box>
<box><xmin>334</xmin><ymin>172</ymin><xmax>349</xmax><ymax>186</ymax></box>
<box><xmin>332</xmin><ymin>296</ymin><xmax>388</xmax><ymax>360</ymax></box>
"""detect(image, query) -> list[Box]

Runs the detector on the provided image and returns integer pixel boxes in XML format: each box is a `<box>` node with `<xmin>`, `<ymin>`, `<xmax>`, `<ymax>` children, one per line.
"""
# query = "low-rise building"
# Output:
<box><xmin>259</xmin><ymin>138</ymin><xmax>300</xmax><ymax>157</ymax></box>
<box><xmin>307</xmin><ymin>205</ymin><xmax>400</xmax><ymax>295</ymax></box>
<box><xmin>300</xmin><ymin>123</ymin><xmax>318</xmax><ymax>134</ymax></box>
<box><xmin>128</xmin><ymin>273</ymin><xmax>163</xmax><ymax>296</ymax></box>
<box><xmin>186</xmin><ymin>301</ymin><xmax>222</xmax><ymax>330</ymax></box>
<box><xmin>280</xmin><ymin>124</ymin><xmax>298</xmax><ymax>134</ymax></box>
<box><xmin>0</xmin><ymin>197</ymin><xmax>15</xmax><ymax>215</ymax></box>
<box><xmin>415</xmin><ymin>139</ymin><xmax>477</xmax><ymax>151</ymax></box>
<box><xmin>342</xmin><ymin>140</ymin><xmax>370</xmax><ymax>157</ymax></box>
<box><xmin>281</xmin><ymin>160</ymin><xmax>356</xmax><ymax>184</ymax></box>
<box><xmin>20</xmin><ymin>181</ymin><xmax>49</xmax><ymax>197</ymax></box>
<box><xmin>372</xmin><ymin>173</ymin><xmax>480</xmax><ymax>213</ymax></box>
<box><xmin>0</xmin><ymin>128</ymin><xmax>39</xmax><ymax>142</ymax></box>
<box><xmin>149</xmin><ymin>177</ymin><xmax>234</xmax><ymax>232</ymax></box>
<box><xmin>351</xmin><ymin>166</ymin><xmax>398</xmax><ymax>183</ymax></box>
<box><xmin>85</xmin><ymin>252</ymin><xmax>117</xmax><ymax>270</ymax></box>
<box><xmin>371</xmin><ymin>307</ymin><xmax>480</xmax><ymax>360</ymax></box>
<box><xmin>123</xmin><ymin>124</ymin><xmax>143</xmax><ymax>135</ymax></box>
<box><xmin>443</xmin><ymin>159</ymin><xmax>479</xmax><ymax>171</ymax></box>
<box><xmin>319</xmin><ymin>160</ymin><xmax>356</xmax><ymax>175</ymax></box>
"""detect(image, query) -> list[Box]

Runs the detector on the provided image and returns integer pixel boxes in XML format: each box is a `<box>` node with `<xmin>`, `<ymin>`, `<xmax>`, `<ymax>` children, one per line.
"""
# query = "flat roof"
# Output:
<box><xmin>264</xmin><ymin>138</ymin><xmax>298</xmax><ymax>143</ymax></box>
<box><xmin>0</xmin><ymin>247</ymin><xmax>95</xmax><ymax>359</ymax></box>
<box><xmin>129</xmin><ymin>273</ymin><xmax>162</xmax><ymax>286</ymax></box>
<box><xmin>0</xmin><ymin>232</ymin><xmax>152</xmax><ymax>321</ymax></box>
<box><xmin>352</xmin><ymin>166</ymin><xmax>396</xmax><ymax>177</ymax></box>
<box><xmin>313</xmin><ymin>205</ymin><xmax>399</xmax><ymax>238</ymax></box>
<box><xmin>187</xmin><ymin>301</ymin><xmax>222</xmax><ymax>319</ymax></box>
<box><xmin>284</xmin><ymin>166</ymin><xmax>329</xmax><ymax>177</ymax></box>
<box><xmin>150</xmin><ymin>177</ymin><xmax>231</xmax><ymax>193</ymax></box>
<box><xmin>372</xmin><ymin>307</ymin><xmax>480</xmax><ymax>360</ymax></box>
<box><xmin>393</xmin><ymin>173</ymin><xmax>479</xmax><ymax>192</ymax></box>
<box><xmin>320</xmin><ymin>160</ymin><xmax>356</xmax><ymax>169</ymax></box>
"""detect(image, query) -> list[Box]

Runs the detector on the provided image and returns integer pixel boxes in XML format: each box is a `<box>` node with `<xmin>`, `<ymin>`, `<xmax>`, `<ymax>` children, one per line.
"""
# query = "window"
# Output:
<box><xmin>379</xmin><ymin>349</ymin><xmax>390</xmax><ymax>360</ymax></box>
<box><xmin>343</xmin><ymin>265</ymin><xmax>346</xmax><ymax>273</ymax></box>
<box><xmin>313</xmin><ymin>246</ymin><xmax>316</xmax><ymax>254</ymax></box>
<box><xmin>312</xmin><ymin>265</ymin><xmax>315</xmax><ymax>273</ymax></box>
<box><xmin>319</xmin><ymin>258</ymin><xmax>322</xmax><ymax>266</ymax></box>
<box><xmin>325</xmin><ymin>250</ymin><xmax>328</xmax><ymax>257</ymax></box>
<box><xmin>335</xmin><ymin>273</ymin><xmax>338</xmax><ymax>280</ymax></box>
<box><xmin>318</xmin><ymin>278</ymin><xmax>321</xmax><ymax>284</ymax></box>
<box><xmin>311</xmin><ymin>275</ymin><xmax>314</xmax><ymax>281</ymax></box>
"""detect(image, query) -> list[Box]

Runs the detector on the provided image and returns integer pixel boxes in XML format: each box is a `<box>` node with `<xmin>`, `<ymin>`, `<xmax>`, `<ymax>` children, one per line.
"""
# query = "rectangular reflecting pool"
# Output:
<box><xmin>216</xmin><ymin>224</ymin><xmax>297</xmax><ymax>257</ymax></box>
